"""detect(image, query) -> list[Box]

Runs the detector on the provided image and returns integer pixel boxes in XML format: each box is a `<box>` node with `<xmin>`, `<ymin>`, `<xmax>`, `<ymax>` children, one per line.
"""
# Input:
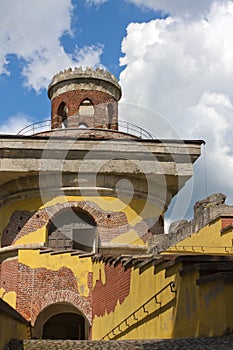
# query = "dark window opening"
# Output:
<box><xmin>48</xmin><ymin>209</ymin><xmax>96</xmax><ymax>252</ymax></box>
<box><xmin>107</xmin><ymin>103</ymin><xmax>114</xmax><ymax>129</ymax></box>
<box><xmin>58</xmin><ymin>102</ymin><xmax>68</xmax><ymax>128</ymax></box>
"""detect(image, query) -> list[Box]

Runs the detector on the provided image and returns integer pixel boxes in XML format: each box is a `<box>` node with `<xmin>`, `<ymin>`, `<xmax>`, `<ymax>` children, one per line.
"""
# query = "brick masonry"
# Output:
<box><xmin>0</xmin><ymin>197</ymin><xmax>157</xmax><ymax>337</ymax></box>
<box><xmin>1</xmin><ymin>200</ymin><xmax>154</xmax><ymax>248</ymax></box>
<box><xmin>51</xmin><ymin>90</ymin><xmax>118</xmax><ymax>130</ymax></box>
<box><xmin>221</xmin><ymin>217</ymin><xmax>233</xmax><ymax>229</ymax></box>
<box><xmin>0</xmin><ymin>258</ymin><xmax>18</xmax><ymax>294</ymax></box>
<box><xmin>1</xmin><ymin>210</ymin><xmax>49</xmax><ymax>247</ymax></box>
<box><xmin>1</xmin><ymin>255</ymin><xmax>131</xmax><ymax>330</ymax></box>
<box><xmin>16</xmin><ymin>263</ymin><xmax>92</xmax><ymax>325</ymax></box>
<box><xmin>92</xmin><ymin>263</ymin><xmax>131</xmax><ymax>317</ymax></box>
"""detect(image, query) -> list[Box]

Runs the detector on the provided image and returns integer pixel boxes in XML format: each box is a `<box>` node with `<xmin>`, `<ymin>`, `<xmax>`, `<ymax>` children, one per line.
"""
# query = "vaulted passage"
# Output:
<box><xmin>33</xmin><ymin>302</ymin><xmax>90</xmax><ymax>340</ymax></box>
<box><xmin>42</xmin><ymin>313</ymin><xmax>85</xmax><ymax>340</ymax></box>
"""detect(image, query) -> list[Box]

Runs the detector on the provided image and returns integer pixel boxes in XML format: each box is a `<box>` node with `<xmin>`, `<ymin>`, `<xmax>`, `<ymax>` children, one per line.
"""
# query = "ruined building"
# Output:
<box><xmin>1</xmin><ymin>67</ymin><xmax>233</xmax><ymax>349</ymax></box>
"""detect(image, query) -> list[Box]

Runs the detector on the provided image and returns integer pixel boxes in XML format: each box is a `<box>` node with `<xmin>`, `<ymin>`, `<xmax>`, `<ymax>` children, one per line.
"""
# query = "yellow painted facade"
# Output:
<box><xmin>92</xmin><ymin>262</ymin><xmax>177</xmax><ymax>340</ymax></box>
<box><xmin>0</xmin><ymin>312</ymin><xmax>29</xmax><ymax>350</ymax></box>
<box><xmin>166</xmin><ymin>218</ymin><xmax>233</xmax><ymax>255</ymax></box>
<box><xmin>91</xmin><ymin>215</ymin><xmax>233</xmax><ymax>340</ymax></box>
<box><xmin>1</xmin><ymin>193</ymin><xmax>233</xmax><ymax>340</ymax></box>
<box><xmin>0</xmin><ymin>288</ymin><xmax>16</xmax><ymax>309</ymax></box>
<box><xmin>18</xmin><ymin>250</ymin><xmax>92</xmax><ymax>297</ymax></box>
<box><xmin>92</xmin><ymin>258</ymin><xmax>233</xmax><ymax>339</ymax></box>
<box><xmin>0</xmin><ymin>195</ymin><xmax>161</xmax><ymax>247</ymax></box>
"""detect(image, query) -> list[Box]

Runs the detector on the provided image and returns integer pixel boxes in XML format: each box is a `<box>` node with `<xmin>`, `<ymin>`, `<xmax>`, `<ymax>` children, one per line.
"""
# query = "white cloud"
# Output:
<box><xmin>119</xmin><ymin>0</ymin><xmax>233</xmax><ymax>221</ymax></box>
<box><xmin>0</xmin><ymin>114</ymin><xmax>33</xmax><ymax>134</ymax></box>
<box><xmin>22</xmin><ymin>44</ymin><xmax>104</xmax><ymax>92</ymax></box>
<box><xmin>0</xmin><ymin>0</ymin><xmax>103</xmax><ymax>91</ymax></box>
<box><xmin>127</xmin><ymin>0</ymin><xmax>225</xmax><ymax>17</ymax></box>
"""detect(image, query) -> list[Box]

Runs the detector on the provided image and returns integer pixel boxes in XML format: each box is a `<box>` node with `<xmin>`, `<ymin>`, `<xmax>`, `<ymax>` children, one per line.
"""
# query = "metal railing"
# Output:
<box><xmin>17</xmin><ymin>119</ymin><xmax>153</xmax><ymax>139</ymax></box>
<box><xmin>166</xmin><ymin>245</ymin><xmax>233</xmax><ymax>254</ymax></box>
<box><xmin>17</xmin><ymin>119</ymin><xmax>51</xmax><ymax>136</ymax></box>
<box><xmin>101</xmin><ymin>281</ymin><xmax>176</xmax><ymax>340</ymax></box>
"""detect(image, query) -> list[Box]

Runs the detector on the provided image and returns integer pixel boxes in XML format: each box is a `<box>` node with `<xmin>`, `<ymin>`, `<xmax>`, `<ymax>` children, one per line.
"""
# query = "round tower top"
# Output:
<box><xmin>48</xmin><ymin>66</ymin><xmax>122</xmax><ymax>101</ymax></box>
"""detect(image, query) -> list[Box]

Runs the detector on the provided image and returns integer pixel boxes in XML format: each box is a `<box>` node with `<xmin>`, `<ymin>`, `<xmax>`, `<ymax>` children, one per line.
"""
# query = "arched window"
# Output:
<box><xmin>58</xmin><ymin>102</ymin><xmax>68</xmax><ymax>128</ymax></box>
<box><xmin>78</xmin><ymin>99</ymin><xmax>94</xmax><ymax>117</ymax></box>
<box><xmin>47</xmin><ymin>209</ymin><xmax>96</xmax><ymax>252</ymax></box>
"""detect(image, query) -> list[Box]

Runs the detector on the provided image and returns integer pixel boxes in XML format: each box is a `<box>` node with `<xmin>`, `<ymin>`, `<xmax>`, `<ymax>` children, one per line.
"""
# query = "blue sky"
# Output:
<box><xmin>0</xmin><ymin>0</ymin><xmax>163</xmax><ymax>124</ymax></box>
<box><xmin>1</xmin><ymin>0</ymin><xmax>233</xmax><ymax>224</ymax></box>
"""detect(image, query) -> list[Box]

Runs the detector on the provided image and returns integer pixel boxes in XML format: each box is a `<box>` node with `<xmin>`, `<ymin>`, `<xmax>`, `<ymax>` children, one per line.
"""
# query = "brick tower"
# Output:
<box><xmin>48</xmin><ymin>67</ymin><xmax>121</xmax><ymax>130</ymax></box>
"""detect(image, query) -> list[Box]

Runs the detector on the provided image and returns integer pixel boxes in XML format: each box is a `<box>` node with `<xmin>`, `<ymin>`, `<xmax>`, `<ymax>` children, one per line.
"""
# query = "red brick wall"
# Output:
<box><xmin>1</xmin><ymin>201</ymin><xmax>153</xmax><ymax>248</ymax></box>
<box><xmin>51</xmin><ymin>90</ymin><xmax>118</xmax><ymax>129</ymax></box>
<box><xmin>0</xmin><ymin>258</ymin><xmax>18</xmax><ymax>294</ymax></box>
<box><xmin>92</xmin><ymin>263</ymin><xmax>131</xmax><ymax>317</ymax></box>
<box><xmin>17</xmin><ymin>263</ymin><xmax>92</xmax><ymax>325</ymax></box>
<box><xmin>221</xmin><ymin>217</ymin><xmax>233</xmax><ymax>229</ymax></box>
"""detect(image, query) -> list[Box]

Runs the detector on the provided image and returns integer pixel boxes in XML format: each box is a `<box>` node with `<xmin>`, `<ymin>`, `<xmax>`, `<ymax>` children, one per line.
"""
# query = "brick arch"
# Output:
<box><xmin>31</xmin><ymin>289</ymin><xmax>92</xmax><ymax>326</ymax></box>
<box><xmin>32</xmin><ymin>301</ymin><xmax>91</xmax><ymax>339</ymax></box>
<box><xmin>57</xmin><ymin>101</ymin><xmax>68</xmax><ymax>128</ymax></box>
<box><xmin>44</xmin><ymin>200</ymin><xmax>132</xmax><ymax>244</ymax></box>
<box><xmin>46</xmin><ymin>204</ymin><xmax>99</xmax><ymax>251</ymax></box>
<box><xmin>45</xmin><ymin>200</ymin><xmax>107</xmax><ymax>227</ymax></box>
<box><xmin>78</xmin><ymin>98</ymin><xmax>95</xmax><ymax>114</ymax></box>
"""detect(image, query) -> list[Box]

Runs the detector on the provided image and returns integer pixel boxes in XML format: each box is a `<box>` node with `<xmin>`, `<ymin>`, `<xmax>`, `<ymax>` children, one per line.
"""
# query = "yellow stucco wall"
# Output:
<box><xmin>0</xmin><ymin>288</ymin><xmax>16</xmax><ymax>309</ymax></box>
<box><xmin>172</xmin><ymin>271</ymin><xmax>227</xmax><ymax>337</ymax></box>
<box><xmin>18</xmin><ymin>250</ymin><xmax>92</xmax><ymax>297</ymax></box>
<box><xmin>92</xmin><ymin>262</ymin><xmax>178</xmax><ymax>340</ymax></box>
<box><xmin>2</xmin><ymin>195</ymin><xmax>233</xmax><ymax>340</ymax></box>
<box><xmin>0</xmin><ymin>195</ymin><xmax>161</xmax><ymax>247</ymax></box>
<box><xmin>0</xmin><ymin>312</ymin><xmax>29</xmax><ymax>350</ymax></box>
<box><xmin>92</xmin><ymin>258</ymin><xmax>233</xmax><ymax>340</ymax></box>
<box><xmin>166</xmin><ymin>219</ymin><xmax>233</xmax><ymax>254</ymax></box>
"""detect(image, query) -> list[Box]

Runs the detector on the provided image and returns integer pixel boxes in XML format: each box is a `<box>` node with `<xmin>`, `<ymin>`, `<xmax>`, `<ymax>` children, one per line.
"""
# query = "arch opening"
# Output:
<box><xmin>107</xmin><ymin>103</ymin><xmax>114</xmax><ymax>129</ymax></box>
<box><xmin>58</xmin><ymin>102</ymin><xmax>68</xmax><ymax>128</ymax></box>
<box><xmin>78</xmin><ymin>99</ymin><xmax>94</xmax><ymax>117</ymax></box>
<box><xmin>43</xmin><ymin>312</ymin><xmax>85</xmax><ymax>340</ymax></box>
<box><xmin>33</xmin><ymin>302</ymin><xmax>89</xmax><ymax>340</ymax></box>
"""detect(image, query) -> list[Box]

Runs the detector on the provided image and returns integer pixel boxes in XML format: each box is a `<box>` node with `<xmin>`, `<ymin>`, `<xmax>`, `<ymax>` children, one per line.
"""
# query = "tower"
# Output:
<box><xmin>0</xmin><ymin>67</ymin><xmax>203</xmax><ymax>344</ymax></box>
<box><xmin>48</xmin><ymin>67</ymin><xmax>121</xmax><ymax>130</ymax></box>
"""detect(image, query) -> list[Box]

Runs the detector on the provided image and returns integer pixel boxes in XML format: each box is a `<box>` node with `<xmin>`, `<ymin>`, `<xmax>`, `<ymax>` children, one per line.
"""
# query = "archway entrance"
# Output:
<box><xmin>33</xmin><ymin>302</ymin><xmax>90</xmax><ymax>340</ymax></box>
<box><xmin>42</xmin><ymin>312</ymin><xmax>85</xmax><ymax>340</ymax></box>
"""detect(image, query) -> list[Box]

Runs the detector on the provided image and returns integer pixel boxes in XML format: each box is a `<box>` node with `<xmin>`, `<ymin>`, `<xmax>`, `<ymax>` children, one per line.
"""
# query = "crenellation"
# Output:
<box><xmin>48</xmin><ymin>66</ymin><xmax>120</xmax><ymax>99</ymax></box>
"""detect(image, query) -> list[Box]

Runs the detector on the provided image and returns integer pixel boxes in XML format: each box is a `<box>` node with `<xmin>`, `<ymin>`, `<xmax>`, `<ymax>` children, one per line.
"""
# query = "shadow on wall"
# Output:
<box><xmin>0</xmin><ymin>299</ymin><xmax>30</xmax><ymax>350</ymax></box>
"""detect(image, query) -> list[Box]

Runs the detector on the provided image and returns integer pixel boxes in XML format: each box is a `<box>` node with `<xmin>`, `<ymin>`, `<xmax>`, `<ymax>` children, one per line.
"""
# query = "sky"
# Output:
<box><xmin>0</xmin><ymin>0</ymin><xmax>233</xmax><ymax>227</ymax></box>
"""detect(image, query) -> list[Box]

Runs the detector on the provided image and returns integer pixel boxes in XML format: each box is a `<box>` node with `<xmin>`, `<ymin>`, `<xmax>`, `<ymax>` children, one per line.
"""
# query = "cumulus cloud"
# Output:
<box><xmin>119</xmin><ymin>0</ymin><xmax>233</xmax><ymax>220</ymax></box>
<box><xmin>0</xmin><ymin>0</ymin><xmax>103</xmax><ymax>91</ymax></box>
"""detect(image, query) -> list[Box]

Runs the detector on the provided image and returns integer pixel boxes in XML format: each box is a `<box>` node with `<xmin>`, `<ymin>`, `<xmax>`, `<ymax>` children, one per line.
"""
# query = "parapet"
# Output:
<box><xmin>150</xmin><ymin>193</ymin><xmax>233</xmax><ymax>253</ymax></box>
<box><xmin>48</xmin><ymin>66</ymin><xmax>122</xmax><ymax>101</ymax></box>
